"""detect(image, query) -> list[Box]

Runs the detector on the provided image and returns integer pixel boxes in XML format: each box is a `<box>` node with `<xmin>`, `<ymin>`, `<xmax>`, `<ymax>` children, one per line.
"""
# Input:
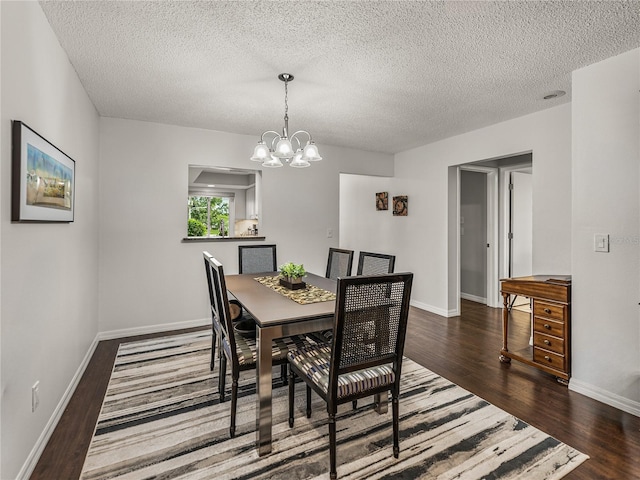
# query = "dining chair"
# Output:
<box><xmin>203</xmin><ymin>251</ymin><xmax>244</xmax><ymax>372</ymax></box>
<box><xmin>356</xmin><ymin>251</ymin><xmax>396</xmax><ymax>275</ymax></box>
<box><xmin>351</xmin><ymin>251</ymin><xmax>398</xmax><ymax>410</ymax></box>
<box><xmin>325</xmin><ymin>248</ymin><xmax>354</xmax><ymax>280</ymax></box>
<box><xmin>238</xmin><ymin>244</ymin><xmax>277</xmax><ymax>274</ymax></box>
<box><xmin>208</xmin><ymin>255</ymin><xmax>313</xmax><ymax>437</ymax></box>
<box><xmin>287</xmin><ymin>272</ymin><xmax>413</xmax><ymax>479</ymax></box>
<box><xmin>336</xmin><ymin>251</ymin><xmax>396</xmax><ymax>411</ymax></box>
<box><xmin>306</xmin><ymin>248</ymin><xmax>356</xmax><ymax>345</ymax></box>
<box><xmin>321</xmin><ymin>251</ymin><xmax>396</xmax><ymax>367</ymax></box>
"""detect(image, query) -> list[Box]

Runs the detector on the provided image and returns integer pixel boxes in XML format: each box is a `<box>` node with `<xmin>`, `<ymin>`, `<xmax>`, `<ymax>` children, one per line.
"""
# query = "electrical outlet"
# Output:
<box><xmin>326</xmin><ymin>228</ymin><xmax>333</xmax><ymax>238</ymax></box>
<box><xmin>32</xmin><ymin>381</ymin><xmax>40</xmax><ymax>412</ymax></box>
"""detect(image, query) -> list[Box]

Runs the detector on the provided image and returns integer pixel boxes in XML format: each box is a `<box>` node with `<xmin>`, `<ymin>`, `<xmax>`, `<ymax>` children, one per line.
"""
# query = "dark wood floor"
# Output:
<box><xmin>31</xmin><ymin>301</ymin><xmax>639</xmax><ymax>479</ymax></box>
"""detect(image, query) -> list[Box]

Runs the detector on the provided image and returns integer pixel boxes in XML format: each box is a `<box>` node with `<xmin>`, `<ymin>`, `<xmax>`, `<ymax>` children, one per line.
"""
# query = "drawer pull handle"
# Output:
<box><xmin>544</xmin><ymin>308</ymin><xmax>552</xmax><ymax>314</ymax></box>
<box><xmin>544</xmin><ymin>324</ymin><xmax>551</xmax><ymax>330</ymax></box>
<box><xmin>544</xmin><ymin>355</ymin><xmax>551</xmax><ymax>362</ymax></box>
<box><xmin>544</xmin><ymin>339</ymin><xmax>551</xmax><ymax>345</ymax></box>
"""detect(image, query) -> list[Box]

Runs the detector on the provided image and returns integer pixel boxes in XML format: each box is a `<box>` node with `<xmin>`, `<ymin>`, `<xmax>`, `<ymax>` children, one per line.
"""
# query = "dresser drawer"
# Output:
<box><xmin>534</xmin><ymin>347</ymin><xmax>565</xmax><ymax>371</ymax></box>
<box><xmin>533</xmin><ymin>332</ymin><xmax>564</xmax><ymax>355</ymax></box>
<box><xmin>533</xmin><ymin>301</ymin><xmax>565</xmax><ymax>321</ymax></box>
<box><xmin>533</xmin><ymin>317</ymin><xmax>564</xmax><ymax>338</ymax></box>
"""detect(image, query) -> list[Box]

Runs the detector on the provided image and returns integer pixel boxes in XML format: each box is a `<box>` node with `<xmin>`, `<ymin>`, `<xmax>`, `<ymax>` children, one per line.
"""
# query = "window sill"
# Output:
<box><xmin>182</xmin><ymin>236</ymin><xmax>266</xmax><ymax>243</ymax></box>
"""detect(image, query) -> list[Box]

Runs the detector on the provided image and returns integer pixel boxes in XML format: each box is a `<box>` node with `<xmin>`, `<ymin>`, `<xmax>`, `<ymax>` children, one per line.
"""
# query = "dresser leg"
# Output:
<box><xmin>501</xmin><ymin>293</ymin><xmax>510</xmax><ymax>353</ymax></box>
<box><xmin>556</xmin><ymin>377</ymin><xmax>569</xmax><ymax>386</ymax></box>
<box><xmin>500</xmin><ymin>293</ymin><xmax>512</xmax><ymax>365</ymax></box>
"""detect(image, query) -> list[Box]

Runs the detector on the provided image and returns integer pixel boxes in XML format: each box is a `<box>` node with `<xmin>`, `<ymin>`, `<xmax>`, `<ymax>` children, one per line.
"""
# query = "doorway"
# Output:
<box><xmin>460</xmin><ymin>169</ymin><xmax>490</xmax><ymax>305</ymax></box>
<box><xmin>448</xmin><ymin>153</ymin><xmax>532</xmax><ymax>315</ymax></box>
<box><xmin>458</xmin><ymin>165</ymin><xmax>499</xmax><ymax>309</ymax></box>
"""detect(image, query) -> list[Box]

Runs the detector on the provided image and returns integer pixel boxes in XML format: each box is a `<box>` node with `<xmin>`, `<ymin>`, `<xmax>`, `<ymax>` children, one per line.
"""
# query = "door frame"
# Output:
<box><xmin>458</xmin><ymin>165</ymin><xmax>500</xmax><ymax>308</ymax></box>
<box><xmin>499</xmin><ymin>163</ymin><xmax>533</xmax><ymax>281</ymax></box>
<box><xmin>448</xmin><ymin>153</ymin><xmax>533</xmax><ymax>315</ymax></box>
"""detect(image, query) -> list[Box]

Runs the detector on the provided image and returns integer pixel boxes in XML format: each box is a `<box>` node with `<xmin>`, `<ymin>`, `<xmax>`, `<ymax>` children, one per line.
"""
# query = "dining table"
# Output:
<box><xmin>225</xmin><ymin>272</ymin><xmax>388</xmax><ymax>455</ymax></box>
<box><xmin>225</xmin><ymin>271</ymin><xmax>389</xmax><ymax>456</ymax></box>
<box><xmin>225</xmin><ymin>272</ymin><xmax>335</xmax><ymax>455</ymax></box>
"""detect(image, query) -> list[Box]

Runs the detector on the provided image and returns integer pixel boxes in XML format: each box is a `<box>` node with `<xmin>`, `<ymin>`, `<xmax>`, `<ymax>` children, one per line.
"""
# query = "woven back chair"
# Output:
<box><xmin>325</xmin><ymin>248</ymin><xmax>354</xmax><ymax>280</ymax></box>
<box><xmin>287</xmin><ymin>272</ymin><xmax>413</xmax><ymax>479</ymax></box>
<box><xmin>208</xmin><ymin>256</ymin><xmax>312</xmax><ymax>437</ymax></box>
<box><xmin>203</xmin><ymin>251</ymin><xmax>244</xmax><ymax>372</ymax></box>
<box><xmin>356</xmin><ymin>251</ymin><xmax>396</xmax><ymax>275</ymax></box>
<box><xmin>238</xmin><ymin>244</ymin><xmax>277</xmax><ymax>274</ymax></box>
<box><xmin>203</xmin><ymin>251</ymin><xmax>221</xmax><ymax>372</ymax></box>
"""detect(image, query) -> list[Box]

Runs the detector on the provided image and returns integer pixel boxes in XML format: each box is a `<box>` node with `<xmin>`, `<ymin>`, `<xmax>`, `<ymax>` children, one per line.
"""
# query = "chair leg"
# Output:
<box><xmin>230</xmin><ymin>375</ymin><xmax>238</xmax><ymax>438</ymax></box>
<box><xmin>352</xmin><ymin>400</ymin><xmax>357</xmax><ymax>410</ymax></box>
<box><xmin>288</xmin><ymin>368</ymin><xmax>295</xmax><ymax>428</ymax></box>
<box><xmin>210</xmin><ymin>330</ymin><xmax>217</xmax><ymax>371</ymax></box>
<box><xmin>392</xmin><ymin>392</ymin><xmax>400</xmax><ymax>458</ymax></box>
<box><xmin>219</xmin><ymin>355</ymin><xmax>227</xmax><ymax>402</ymax></box>
<box><xmin>306</xmin><ymin>385</ymin><xmax>312</xmax><ymax>418</ymax></box>
<box><xmin>329</xmin><ymin>412</ymin><xmax>337</xmax><ymax>480</ymax></box>
<box><xmin>281</xmin><ymin>363</ymin><xmax>288</xmax><ymax>385</ymax></box>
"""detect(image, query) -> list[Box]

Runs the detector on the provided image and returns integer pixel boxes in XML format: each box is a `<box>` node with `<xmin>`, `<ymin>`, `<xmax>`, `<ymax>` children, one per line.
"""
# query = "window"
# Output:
<box><xmin>187</xmin><ymin>165</ymin><xmax>261</xmax><ymax>239</ymax></box>
<box><xmin>187</xmin><ymin>195</ymin><xmax>231</xmax><ymax>237</ymax></box>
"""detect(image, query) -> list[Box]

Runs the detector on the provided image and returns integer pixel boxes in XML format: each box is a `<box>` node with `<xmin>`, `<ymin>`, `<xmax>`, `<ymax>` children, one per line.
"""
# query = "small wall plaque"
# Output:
<box><xmin>393</xmin><ymin>195</ymin><xmax>408</xmax><ymax>216</ymax></box>
<box><xmin>376</xmin><ymin>192</ymin><xmax>388</xmax><ymax>210</ymax></box>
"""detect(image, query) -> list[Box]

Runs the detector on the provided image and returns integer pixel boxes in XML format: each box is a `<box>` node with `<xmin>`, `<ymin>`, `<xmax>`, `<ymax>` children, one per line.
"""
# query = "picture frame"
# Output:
<box><xmin>376</xmin><ymin>192</ymin><xmax>388</xmax><ymax>210</ymax></box>
<box><xmin>12</xmin><ymin>121</ymin><xmax>75</xmax><ymax>222</ymax></box>
<box><xmin>393</xmin><ymin>195</ymin><xmax>408</xmax><ymax>216</ymax></box>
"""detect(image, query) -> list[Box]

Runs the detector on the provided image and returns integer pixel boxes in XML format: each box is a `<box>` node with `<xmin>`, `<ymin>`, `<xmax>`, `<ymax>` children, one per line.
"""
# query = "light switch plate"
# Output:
<box><xmin>594</xmin><ymin>234</ymin><xmax>610</xmax><ymax>253</ymax></box>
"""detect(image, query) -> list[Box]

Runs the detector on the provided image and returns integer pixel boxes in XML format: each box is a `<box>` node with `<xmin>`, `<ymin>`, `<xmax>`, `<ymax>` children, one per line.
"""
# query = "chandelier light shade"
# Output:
<box><xmin>250</xmin><ymin>73</ymin><xmax>322</xmax><ymax>168</ymax></box>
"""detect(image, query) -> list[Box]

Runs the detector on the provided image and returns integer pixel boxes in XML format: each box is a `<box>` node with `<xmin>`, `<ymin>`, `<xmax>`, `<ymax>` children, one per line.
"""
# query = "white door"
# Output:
<box><xmin>510</xmin><ymin>171</ymin><xmax>533</xmax><ymax>333</ymax></box>
<box><xmin>510</xmin><ymin>171</ymin><xmax>533</xmax><ymax>278</ymax></box>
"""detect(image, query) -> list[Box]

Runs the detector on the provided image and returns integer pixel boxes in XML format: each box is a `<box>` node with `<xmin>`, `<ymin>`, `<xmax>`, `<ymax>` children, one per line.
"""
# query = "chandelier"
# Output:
<box><xmin>250</xmin><ymin>73</ymin><xmax>322</xmax><ymax>168</ymax></box>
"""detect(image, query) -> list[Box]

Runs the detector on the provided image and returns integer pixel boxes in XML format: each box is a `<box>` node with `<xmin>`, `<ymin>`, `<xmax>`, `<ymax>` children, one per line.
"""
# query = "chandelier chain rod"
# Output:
<box><xmin>283</xmin><ymin>77</ymin><xmax>289</xmax><ymax>136</ymax></box>
<box><xmin>284</xmin><ymin>78</ymin><xmax>288</xmax><ymax>119</ymax></box>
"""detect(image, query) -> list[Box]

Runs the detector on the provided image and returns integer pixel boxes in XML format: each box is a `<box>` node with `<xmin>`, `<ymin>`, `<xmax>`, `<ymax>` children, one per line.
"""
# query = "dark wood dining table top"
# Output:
<box><xmin>224</xmin><ymin>272</ymin><xmax>337</xmax><ymax>327</ymax></box>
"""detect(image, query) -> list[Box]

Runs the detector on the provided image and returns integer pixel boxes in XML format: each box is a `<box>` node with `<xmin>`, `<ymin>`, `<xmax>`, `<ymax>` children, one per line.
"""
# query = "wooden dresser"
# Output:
<box><xmin>499</xmin><ymin>275</ymin><xmax>571</xmax><ymax>385</ymax></box>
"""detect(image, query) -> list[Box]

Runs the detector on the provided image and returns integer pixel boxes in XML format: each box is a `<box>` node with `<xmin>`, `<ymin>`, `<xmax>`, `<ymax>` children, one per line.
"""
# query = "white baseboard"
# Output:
<box><xmin>569</xmin><ymin>378</ymin><xmax>640</xmax><ymax>418</ymax></box>
<box><xmin>18</xmin><ymin>318</ymin><xmax>210</xmax><ymax>479</ymax></box>
<box><xmin>410</xmin><ymin>300</ymin><xmax>457</xmax><ymax>317</ymax></box>
<box><xmin>97</xmin><ymin>318</ymin><xmax>209</xmax><ymax>341</ymax></box>
<box><xmin>16</xmin><ymin>336</ymin><xmax>100</xmax><ymax>480</ymax></box>
<box><xmin>460</xmin><ymin>292</ymin><xmax>487</xmax><ymax>304</ymax></box>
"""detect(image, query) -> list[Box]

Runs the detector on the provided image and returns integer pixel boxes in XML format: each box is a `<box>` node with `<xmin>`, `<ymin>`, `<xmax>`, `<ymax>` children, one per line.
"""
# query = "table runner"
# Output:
<box><xmin>254</xmin><ymin>275</ymin><xmax>336</xmax><ymax>304</ymax></box>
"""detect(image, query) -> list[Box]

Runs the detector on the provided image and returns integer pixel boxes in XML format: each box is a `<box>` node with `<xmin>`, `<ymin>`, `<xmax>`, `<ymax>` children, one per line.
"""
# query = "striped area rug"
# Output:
<box><xmin>80</xmin><ymin>331</ymin><xmax>588</xmax><ymax>480</ymax></box>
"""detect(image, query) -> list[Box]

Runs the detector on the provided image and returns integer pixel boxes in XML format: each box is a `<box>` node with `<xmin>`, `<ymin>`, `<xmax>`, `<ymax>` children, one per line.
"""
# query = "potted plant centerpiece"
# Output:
<box><xmin>279</xmin><ymin>262</ymin><xmax>307</xmax><ymax>290</ymax></box>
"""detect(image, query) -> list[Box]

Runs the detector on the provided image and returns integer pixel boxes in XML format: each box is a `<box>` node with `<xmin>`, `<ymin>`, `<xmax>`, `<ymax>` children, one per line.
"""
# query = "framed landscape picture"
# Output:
<box><xmin>12</xmin><ymin>121</ymin><xmax>75</xmax><ymax>222</ymax></box>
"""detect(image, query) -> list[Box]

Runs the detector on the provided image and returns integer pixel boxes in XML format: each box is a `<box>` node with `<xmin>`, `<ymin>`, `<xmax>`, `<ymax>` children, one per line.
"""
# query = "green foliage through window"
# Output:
<box><xmin>187</xmin><ymin>196</ymin><xmax>230</xmax><ymax>237</ymax></box>
<box><xmin>188</xmin><ymin>218</ymin><xmax>206</xmax><ymax>237</ymax></box>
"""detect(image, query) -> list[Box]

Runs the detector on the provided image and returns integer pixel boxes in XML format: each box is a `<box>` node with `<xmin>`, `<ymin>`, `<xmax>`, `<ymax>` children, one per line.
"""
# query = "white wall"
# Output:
<box><xmin>570</xmin><ymin>48</ymin><xmax>640</xmax><ymax>415</ymax></box>
<box><xmin>339</xmin><ymin>174</ymin><xmax>398</xmax><ymax>258</ymax></box>
<box><xmin>0</xmin><ymin>2</ymin><xmax>100</xmax><ymax>479</ymax></box>
<box><xmin>98</xmin><ymin>118</ymin><xmax>393</xmax><ymax>334</ymax></box>
<box><xmin>342</xmin><ymin>103</ymin><xmax>572</xmax><ymax>315</ymax></box>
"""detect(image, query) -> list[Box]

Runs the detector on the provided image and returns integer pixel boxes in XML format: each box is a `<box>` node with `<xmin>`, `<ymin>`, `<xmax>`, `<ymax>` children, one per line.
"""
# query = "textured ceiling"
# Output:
<box><xmin>39</xmin><ymin>1</ymin><xmax>640</xmax><ymax>155</ymax></box>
